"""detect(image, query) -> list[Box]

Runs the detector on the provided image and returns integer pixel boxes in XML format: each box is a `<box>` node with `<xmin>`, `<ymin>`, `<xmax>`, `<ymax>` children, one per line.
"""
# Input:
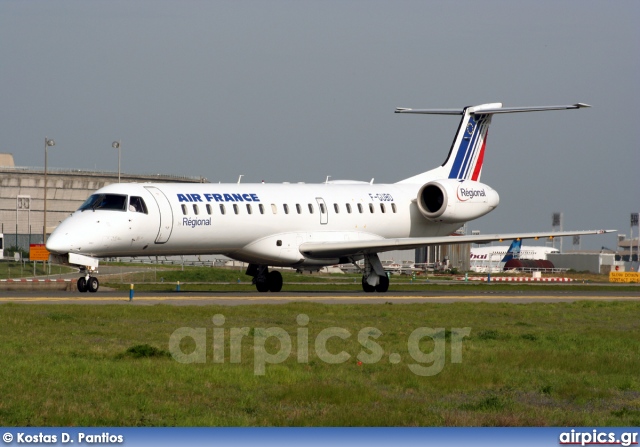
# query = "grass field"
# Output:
<box><xmin>1</xmin><ymin>300</ymin><xmax>639</xmax><ymax>426</ymax></box>
<box><xmin>0</xmin><ymin>260</ymin><xmax>75</xmax><ymax>279</ymax></box>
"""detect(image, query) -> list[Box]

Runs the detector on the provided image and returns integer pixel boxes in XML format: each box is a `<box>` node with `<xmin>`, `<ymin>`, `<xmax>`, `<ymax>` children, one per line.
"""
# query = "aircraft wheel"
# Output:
<box><xmin>88</xmin><ymin>277</ymin><xmax>99</xmax><ymax>293</ymax></box>
<box><xmin>361</xmin><ymin>277</ymin><xmax>375</xmax><ymax>293</ymax></box>
<box><xmin>375</xmin><ymin>275</ymin><xmax>389</xmax><ymax>293</ymax></box>
<box><xmin>256</xmin><ymin>281</ymin><xmax>270</xmax><ymax>293</ymax></box>
<box><xmin>267</xmin><ymin>271</ymin><xmax>283</xmax><ymax>292</ymax></box>
<box><xmin>77</xmin><ymin>277</ymin><xmax>88</xmax><ymax>293</ymax></box>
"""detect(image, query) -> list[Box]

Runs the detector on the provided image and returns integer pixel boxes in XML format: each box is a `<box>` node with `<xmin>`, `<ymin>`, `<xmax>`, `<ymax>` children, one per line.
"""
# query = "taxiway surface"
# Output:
<box><xmin>0</xmin><ymin>288</ymin><xmax>637</xmax><ymax>305</ymax></box>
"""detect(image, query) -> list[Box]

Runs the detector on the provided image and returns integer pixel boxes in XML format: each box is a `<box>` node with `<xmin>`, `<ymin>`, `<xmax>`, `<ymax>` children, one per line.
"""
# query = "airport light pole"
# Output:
<box><xmin>632</xmin><ymin>213</ymin><xmax>639</xmax><ymax>266</ymax></box>
<box><xmin>43</xmin><ymin>137</ymin><xmax>56</xmax><ymax>243</ymax></box>
<box><xmin>112</xmin><ymin>140</ymin><xmax>121</xmax><ymax>183</ymax></box>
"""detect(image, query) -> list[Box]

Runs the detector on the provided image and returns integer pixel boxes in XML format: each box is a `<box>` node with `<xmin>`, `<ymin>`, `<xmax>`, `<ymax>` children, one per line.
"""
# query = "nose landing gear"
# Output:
<box><xmin>77</xmin><ymin>268</ymin><xmax>99</xmax><ymax>293</ymax></box>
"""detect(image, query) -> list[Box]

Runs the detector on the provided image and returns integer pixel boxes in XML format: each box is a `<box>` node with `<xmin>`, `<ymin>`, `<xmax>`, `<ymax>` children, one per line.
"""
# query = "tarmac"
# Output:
<box><xmin>0</xmin><ymin>288</ymin><xmax>637</xmax><ymax>305</ymax></box>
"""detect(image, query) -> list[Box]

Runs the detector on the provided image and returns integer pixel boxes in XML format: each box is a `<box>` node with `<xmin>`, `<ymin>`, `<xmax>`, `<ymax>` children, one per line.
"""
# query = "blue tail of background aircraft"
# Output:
<box><xmin>501</xmin><ymin>239</ymin><xmax>522</xmax><ymax>262</ymax></box>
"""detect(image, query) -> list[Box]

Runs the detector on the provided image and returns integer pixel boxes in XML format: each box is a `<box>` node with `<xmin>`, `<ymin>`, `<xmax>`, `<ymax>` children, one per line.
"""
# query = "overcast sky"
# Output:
<box><xmin>1</xmin><ymin>0</ymin><xmax>638</xmax><ymax>250</ymax></box>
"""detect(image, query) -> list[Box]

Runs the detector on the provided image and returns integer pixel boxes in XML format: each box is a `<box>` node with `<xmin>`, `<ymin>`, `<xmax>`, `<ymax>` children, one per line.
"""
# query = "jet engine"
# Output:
<box><xmin>416</xmin><ymin>179</ymin><xmax>499</xmax><ymax>223</ymax></box>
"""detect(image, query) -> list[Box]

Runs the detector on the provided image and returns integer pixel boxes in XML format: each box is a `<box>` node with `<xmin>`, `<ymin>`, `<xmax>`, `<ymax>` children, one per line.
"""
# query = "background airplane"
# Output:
<box><xmin>469</xmin><ymin>239</ymin><xmax>560</xmax><ymax>273</ymax></box>
<box><xmin>46</xmin><ymin>102</ymin><xmax>613</xmax><ymax>293</ymax></box>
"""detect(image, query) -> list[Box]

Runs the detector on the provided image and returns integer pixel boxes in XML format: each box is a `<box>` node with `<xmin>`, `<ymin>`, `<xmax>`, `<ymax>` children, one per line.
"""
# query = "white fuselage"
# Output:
<box><xmin>47</xmin><ymin>181</ymin><xmax>466</xmax><ymax>268</ymax></box>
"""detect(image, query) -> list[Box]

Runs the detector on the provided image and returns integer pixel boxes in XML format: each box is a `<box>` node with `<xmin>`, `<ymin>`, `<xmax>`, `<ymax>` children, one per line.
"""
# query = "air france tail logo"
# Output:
<box><xmin>177</xmin><ymin>193</ymin><xmax>260</xmax><ymax>203</ymax></box>
<box><xmin>466</xmin><ymin>123</ymin><xmax>475</xmax><ymax>135</ymax></box>
<box><xmin>457</xmin><ymin>186</ymin><xmax>486</xmax><ymax>202</ymax></box>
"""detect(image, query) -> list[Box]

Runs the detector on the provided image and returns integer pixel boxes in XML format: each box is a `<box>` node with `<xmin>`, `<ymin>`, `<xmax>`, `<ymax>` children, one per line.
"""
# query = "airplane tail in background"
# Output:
<box><xmin>501</xmin><ymin>239</ymin><xmax>522</xmax><ymax>263</ymax></box>
<box><xmin>395</xmin><ymin>103</ymin><xmax>590</xmax><ymax>184</ymax></box>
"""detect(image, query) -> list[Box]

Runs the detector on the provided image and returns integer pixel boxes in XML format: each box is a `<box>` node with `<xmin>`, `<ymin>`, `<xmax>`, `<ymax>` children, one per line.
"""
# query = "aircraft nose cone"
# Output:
<box><xmin>46</xmin><ymin>231</ymin><xmax>71</xmax><ymax>254</ymax></box>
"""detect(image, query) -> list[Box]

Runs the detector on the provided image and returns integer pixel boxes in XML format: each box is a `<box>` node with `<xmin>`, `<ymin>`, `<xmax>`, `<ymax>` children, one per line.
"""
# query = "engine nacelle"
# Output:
<box><xmin>416</xmin><ymin>179</ymin><xmax>499</xmax><ymax>223</ymax></box>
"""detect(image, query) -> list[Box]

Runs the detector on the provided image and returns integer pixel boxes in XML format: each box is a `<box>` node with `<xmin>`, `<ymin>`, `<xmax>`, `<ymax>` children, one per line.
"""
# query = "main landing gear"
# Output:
<box><xmin>246</xmin><ymin>264</ymin><xmax>283</xmax><ymax>293</ymax></box>
<box><xmin>77</xmin><ymin>269</ymin><xmax>99</xmax><ymax>293</ymax></box>
<box><xmin>360</xmin><ymin>253</ymin><xmax>389</xmax><ymax>293</ymax></box>
<box><xmin>361</xmin><ymin>274</ymin><xmax>389</xmax><ymax>293</ymax></box>
<box><xmin>245</xmin><ymin>254</ymin><xmax>391</xmax><ymax>294</ymax></box>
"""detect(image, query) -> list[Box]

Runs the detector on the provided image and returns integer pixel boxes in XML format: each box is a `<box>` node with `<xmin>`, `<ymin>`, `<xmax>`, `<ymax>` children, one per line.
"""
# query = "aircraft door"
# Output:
<box><xmin>316</xmin><ymin>197</ymin><xmax>328</xmax><ymax>225</ymax></box>
<box><xmin>144</xmin><ymin>186</ymin><xmax>174</xmax><ymax>243</ymax></box>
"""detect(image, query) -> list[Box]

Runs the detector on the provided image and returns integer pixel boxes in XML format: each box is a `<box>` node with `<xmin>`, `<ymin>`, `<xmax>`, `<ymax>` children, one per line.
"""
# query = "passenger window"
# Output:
<box><xmin>369</xmin><ymin>203</ymin><xmax>375</xmax><ymax>213</ymax></box>
<box><xmin>271</xmin><ymin>204</ymin><xmax>277</xmax><ymax>214</ymax></box>
<box><xmin>380</xmin><ymin>203</ymin><xmax>386</xmax><ymax>213</ymax></box>
<box><xmin>391</xmin><ymin>203</ymin><xmax>397</xmax><ymax>213</ymax></box>
<box><xmin>357</xmin><ymin>203</ymin><xmax>363</xmax><ymax>213</ymax></box>
<box><xmin>246</xmin><ymin>204</ymin><xmax>252</xmax><ymax>214</ymax></box>
<box><xmin>346</xmin><ymin>203</ymin><xmax>352</xmax><ymax>213</ymax></box>
<box><xmin>233</xmin><ymin>204</ymin><xmax>239</xmax><ymax>215</ymax></box>
<box><xmin>220</xmin><ymin>204</ymin><xmax>226</xmax><ymax>215</ymax></box>
<box><xmin>259</xmin><ymin>204</ymin><xmax>265</xmax><ymax>214</ymax></box>
<box><xmin>193</xmin><ymin>204</ymin><xmax>199</xmax><ymax>215</ymax></box>
<box><xmin>283</xmin><ymin>204</ymin><xmax>289</xmax><ymax>214</ymax></box>
<box><xmin>181</xmin><ymin>204</ymin><xmax>188</xmax><ymax>215</ymax></box>
<box><xmin>129</xmin><ymin>196</ymin><xmax>148</xmax><ymax>214</ymax></box>
<box><xmin>334</xmin><ymin>203</ymin><xmax>339</xmax><ymax>213</ymax></box>
<box><xmin>308</xmin><ymin>204</ymin><xmax>314</xmax><ymax>214</ymax></box>
<box><xmin>320</xmin><ymin>203</ymin><xmax>326</xmax><ymax>214</ymax></box>
<box><xmin>296</xmin><ymin>204</ymin><xmax>302</xmax><ymax>214</ymax></box>
<box><xmin>206</xmin><ymin>204</ymin><xmax>212</xmax><ymax>215</ymax></box>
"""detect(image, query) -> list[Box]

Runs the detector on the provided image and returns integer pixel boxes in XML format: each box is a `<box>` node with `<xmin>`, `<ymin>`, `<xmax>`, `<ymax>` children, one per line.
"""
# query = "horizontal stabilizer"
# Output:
<box><xmin>471</xmin><ymin>103</ymin><xmax>591</xmax><ymax>114</ymax></box>
<box><xmin>395</xmin><ymin>103</ymin><xmax>590</xmax><ymax>115</ymax></box>
<box><xmin>395</xmin><ymin>107</ymin><xmax>464</xmax><ymax>115</ymax></box>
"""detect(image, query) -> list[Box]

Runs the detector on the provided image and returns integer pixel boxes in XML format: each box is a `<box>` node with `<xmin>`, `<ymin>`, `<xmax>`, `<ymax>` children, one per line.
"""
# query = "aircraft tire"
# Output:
<box><xmin>88</xmin><ymin>277</ymin><xmax>99</xmax><ymax>293</ymax></box>
<box><xmin>375</xmin><ymin>275</ymin><xmax>389</xmax><ymax>293</ymax></box>
<box><xmin>361</xmin><ymin>277</ymin><xmax>375</xmax><ymax>293</ymax></box>
<box><xmin>267</xmin><ymin>271</ymin><xmax>283</xmax><ymax>292</ymax></box>
<box><xmin>256</xmin><ymin>281</ymin><xmax>270</xmax><ymax>293</ymax></box>
<box><xmin>77</xmin><ymin>277</ymin><xmax>88</xmax><ymax>293</ymax></box>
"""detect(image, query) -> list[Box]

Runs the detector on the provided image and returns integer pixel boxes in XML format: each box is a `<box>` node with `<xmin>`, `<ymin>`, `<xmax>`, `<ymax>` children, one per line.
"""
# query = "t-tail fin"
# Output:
<box><xmin>395</xmin><ymin>103</ymin><xmax>590</xmax><ymax>184</ymax></box>
<box><xmin>442</xmin><ymin>103</ymin><xmax>498</xmax><ymax>181</ymax></box>
<box><xmin>442</xmin><ymin>103</ymin><xmax>502</xmax><ymax>181</ymax></box>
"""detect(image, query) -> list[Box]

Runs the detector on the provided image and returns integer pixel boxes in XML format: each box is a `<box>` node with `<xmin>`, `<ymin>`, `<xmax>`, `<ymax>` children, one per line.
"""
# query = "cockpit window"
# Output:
<box><xmin>78</xmin><ymin>194</ymin><xmax>127</xmax><ymax>212</ymax></box>
<box><xmin>129</xmin><ymin>196</ymin><xmax>148</xmax><ymax>214</ymax></box>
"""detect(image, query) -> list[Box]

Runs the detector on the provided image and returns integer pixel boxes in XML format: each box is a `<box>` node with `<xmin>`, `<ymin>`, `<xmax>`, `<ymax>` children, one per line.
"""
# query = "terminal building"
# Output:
<box><xmin>617</xmin><ymin>237</ymin><xmax>639</xmax><ymax>263</ymax></box>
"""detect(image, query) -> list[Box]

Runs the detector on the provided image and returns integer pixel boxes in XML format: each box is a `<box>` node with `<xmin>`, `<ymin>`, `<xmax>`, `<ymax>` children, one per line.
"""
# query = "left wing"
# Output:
<box><xmin>299</xmin><ymin>229</ymin><xmax>614</xmax><ymax>259</ymax></box>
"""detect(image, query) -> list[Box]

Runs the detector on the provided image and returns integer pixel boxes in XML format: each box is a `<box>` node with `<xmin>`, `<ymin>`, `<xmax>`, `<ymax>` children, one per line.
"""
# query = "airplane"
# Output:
<box><xmin>45</xmin><ymin>102</ymin><xmax>613</xmax><ymax>293</ymax></box>
<box><xmin>470</xmin><ymin>239</ymin><xmax>558</xmax><ymax>273</ymax></box>
<box><xmin>470</xmin><ymin>240</ymin><xmax>559</xmax><ymax>264</ymax></box>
